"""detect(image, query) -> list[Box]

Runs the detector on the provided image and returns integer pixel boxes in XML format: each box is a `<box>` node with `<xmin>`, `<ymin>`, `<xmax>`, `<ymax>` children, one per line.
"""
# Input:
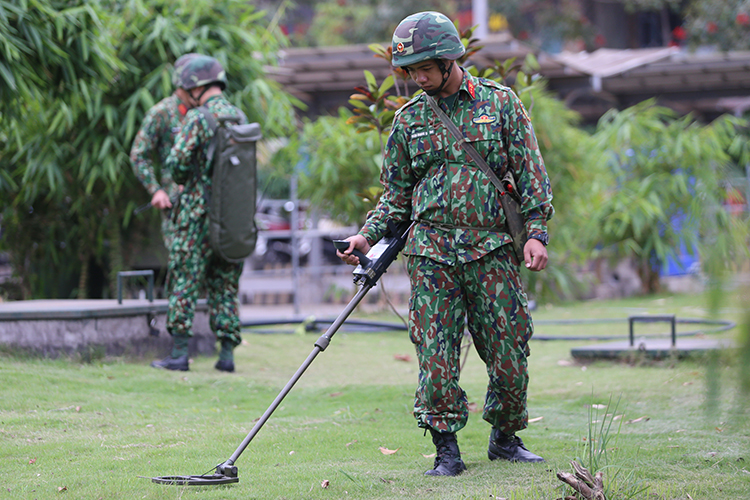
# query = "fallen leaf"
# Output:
<box><xmin>329</xmin><ymin>392</ymin><xmax>343</xmax><ymax>397</ymax></box>
<box><xmin>421</xmin><ymin>453</ymin><xmax>436</xmax><ymax>458</ymax></box>
<box><xmin>467</xmin><ymin>402</ymin><xmax>481</xmax><ymax>413</ymax></box>
<box><xmin>625</xmin><ymin>416</ymin><xmax>650</xmax><ymax>424</ymax></box>
<box><xmin>75</xmin><ymin>407</ymin><xmax>81</xmax><ymax>412</ymax></box>
<box><xmin>380</xmin><ymin>478</ymin><xmax>394</xmax><ymax>484</ymax></box>
<box><xmin>345</xmin><ymin>440</ymin><xmax>358</xmax><ymax>448</ymax></box>
<box><xmin>379</xmin><ymin>447</ymin><xmax>400</xmax><ymax>455</ymax></box>
<box><xmin>393</xmin><ymin>354</ymin><xmax>412</xmax><ymax>362</ymax></box>
<box><xmin>683</xmin><ymin>382</ymin><xmax>693</xmax><ymax>386</ymax></box>
<box><xmin>667</xmin><ymin>445</ymin><xmax>680</xmax><ymax>448</ymax></box>
<box><xmin>58</xmin><ymin>486</ymin><xmax>67</xmax><ymax>492</ymax></box>
<box><xmin>708</xmin><ymin>452</ymin><xmax>717</xmax><ymax>457</ymax></box>
<box><xmin>716</xmin><ymin>427</ymin><xmax>724</xmax><ymax>433</ymax></box>
<box><xmin>289</xmin><ymin>451</ymin><xmax>295</xmax><ymax>455</ymax></box>
<box><xmin>29</xmin><ymin>459</ymin><xmax>36</xmax><ymax>465</ymax></box>
<box><xmin>557</xmin><ymin>359</ymin><xmax>574</xmax><ymax>366</ymax></box>
<box><xmin>321</xmin><ymin>479</ymin><xmax>329</xmax><ymax>489</ymax></box>
<box><xmin>528</xmin><ymin>416</ymin><xmax>544</xmax><ymax>423</ymax></box>
<box><xmin>589</xmin><ymin>404</ymin><xmax>607</xmax><ymax>410</ymax></box>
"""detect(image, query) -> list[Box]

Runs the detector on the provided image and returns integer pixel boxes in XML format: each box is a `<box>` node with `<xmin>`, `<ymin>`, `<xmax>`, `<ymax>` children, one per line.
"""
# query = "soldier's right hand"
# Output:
<box><xmin>336</xmin><ymin>235</ymin><xmax>370</xmax><ymax>266</ymax></box>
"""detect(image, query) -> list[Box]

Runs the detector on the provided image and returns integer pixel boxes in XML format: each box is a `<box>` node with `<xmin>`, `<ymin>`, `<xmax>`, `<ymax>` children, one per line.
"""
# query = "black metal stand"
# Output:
<box><xmin>628</xmin><ymin>314</ymin><xmax>677</xmax><ymax>347</ymax></box>
<box><xmin>117</xmin><ymin>270</ymin><xmax>154</xmax><ymax>304</ymax></box>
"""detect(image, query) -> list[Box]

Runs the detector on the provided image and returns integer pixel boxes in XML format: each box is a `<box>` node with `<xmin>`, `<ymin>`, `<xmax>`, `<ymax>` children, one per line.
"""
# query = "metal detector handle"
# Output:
<box><xmin>349</xmin><ymin>220</ymin><xmax>415</xmax><ymax>287</ymax></box>
<box><xmin>332</xmin><ymin>240</ymin><xmax>371</xmax><ymax>267</ymax></box>
<box><xmin>134</xmin><ymin>194</ymin><xmax>180</xmax><ymax>215</ymax></box>
<box><xmin>215</xmin><ymin>281</ymin><xmax>375</xmax><ymax>476</ymax></box>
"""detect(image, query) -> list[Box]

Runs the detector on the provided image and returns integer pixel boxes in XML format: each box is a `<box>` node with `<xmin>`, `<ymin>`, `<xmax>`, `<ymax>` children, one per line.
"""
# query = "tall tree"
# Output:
<box><xmin>0</xmin><ymin>0</ymin><xmax>301</xmax><ymax>299</ymax></box>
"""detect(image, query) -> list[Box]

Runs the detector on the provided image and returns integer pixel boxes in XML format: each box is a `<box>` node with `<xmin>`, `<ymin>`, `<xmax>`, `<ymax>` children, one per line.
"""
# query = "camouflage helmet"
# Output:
<box><xmin>176</xmin><ymin>55</ymin><xmax>227</xmax><ymax>90</ymax></box>
<box><xmin>391</xmin><ymin>11</ymin><xmax>465</xmax><ymax>68</ymax></box>
<box><xmin>171</xmin><ymin>53</ymin><xmax>202</xmax><ymax>87</ymax></box>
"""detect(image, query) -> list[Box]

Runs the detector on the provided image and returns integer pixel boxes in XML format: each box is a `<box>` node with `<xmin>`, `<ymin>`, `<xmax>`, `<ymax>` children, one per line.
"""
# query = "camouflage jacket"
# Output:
<box><xmin>165</xmin><ymin>94</ymin><xmax>243</xmax><ymax>218</ymax></box>
<box><xmin>129</xmin><ymin>94</ymin><xmax>186</xmax><ymax>197</ymax></box>
<box><xmin>359</xmin><ymin>70</ymin><xmax>554</xmax><ymax>266</ymax></box>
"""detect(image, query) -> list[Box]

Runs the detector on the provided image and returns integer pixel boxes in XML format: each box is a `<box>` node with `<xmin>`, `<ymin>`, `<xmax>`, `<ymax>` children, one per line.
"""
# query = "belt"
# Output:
<box><xmin>418</xmin><ymin>219</ymin><xmax>502</xmax><ymax>232</ymax></box>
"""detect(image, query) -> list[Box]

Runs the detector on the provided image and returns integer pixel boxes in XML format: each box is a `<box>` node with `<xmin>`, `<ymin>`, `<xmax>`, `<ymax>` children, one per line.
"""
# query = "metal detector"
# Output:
<box><xmin>148</xmin><ymin>220</ymin><xmax>414</xmax><ymax>486</ymax></box>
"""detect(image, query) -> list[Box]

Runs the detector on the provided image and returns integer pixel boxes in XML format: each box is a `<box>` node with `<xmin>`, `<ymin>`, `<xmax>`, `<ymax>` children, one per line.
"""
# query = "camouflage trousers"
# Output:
<box><xmin>160</xmin><ymin>210</ymin><xmax>176</xmax><ymax>252</ymax></box>
<box><xmin>167</xmin><ymin>210</ymin><xmax>243</xmax><ymax>347</ymax></box>
<box><xmin>407</xmin><ymin>246</ymin><xmax>533</xmax><ymax>435</ymax></box>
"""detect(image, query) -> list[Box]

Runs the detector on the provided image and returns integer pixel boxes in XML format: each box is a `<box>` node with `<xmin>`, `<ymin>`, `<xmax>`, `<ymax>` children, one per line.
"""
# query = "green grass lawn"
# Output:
<box><xmin>1</xmin><ymin>292</ymin><xmax>748</xmax><ymax>499</ymax></box>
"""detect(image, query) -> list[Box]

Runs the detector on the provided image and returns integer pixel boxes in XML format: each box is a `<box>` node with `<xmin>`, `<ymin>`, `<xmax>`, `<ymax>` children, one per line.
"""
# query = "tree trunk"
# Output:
<box><xmin>78</xmin><ymin>252</ymin><xmax>89</xmax><ymax>299</ymax></box>
<box><xmin>637</xmin><ymin>259</ymin><xmax>661</xmax><ymax>294</ymax></box>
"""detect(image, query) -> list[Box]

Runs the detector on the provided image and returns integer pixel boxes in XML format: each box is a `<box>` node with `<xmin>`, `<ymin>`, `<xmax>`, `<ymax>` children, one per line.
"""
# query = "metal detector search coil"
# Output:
<box><xmin>149</xmin><ymin>474</ymin><xmax>239</xmax><ymax>486</ymax></box>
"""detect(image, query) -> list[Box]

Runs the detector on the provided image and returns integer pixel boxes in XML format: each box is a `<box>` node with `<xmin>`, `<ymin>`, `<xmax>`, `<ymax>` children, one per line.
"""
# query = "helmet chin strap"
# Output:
<box><xmin>191</xmin><ymin>85</ymin><xmax>212</xmax><ymax>105</ymax></box>
<box><xmin>425</xmin><ymin>59</ymin><xmax>453</xmax><ymax>97</ymax></box>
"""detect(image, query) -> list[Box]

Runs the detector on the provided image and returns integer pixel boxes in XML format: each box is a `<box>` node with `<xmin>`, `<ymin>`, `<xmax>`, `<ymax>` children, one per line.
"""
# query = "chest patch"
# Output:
<box><xmin>473</xmin><ymin>114</ymin><xmax>497</xmax><ymax>124</ymax></box>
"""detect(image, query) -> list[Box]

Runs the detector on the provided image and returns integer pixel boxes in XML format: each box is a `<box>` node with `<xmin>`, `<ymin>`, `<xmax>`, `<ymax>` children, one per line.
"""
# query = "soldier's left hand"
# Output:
<box><xmin>524</xmin><ymin>238</ymin><xmax>548</xmax><ymax>271</ymax></box>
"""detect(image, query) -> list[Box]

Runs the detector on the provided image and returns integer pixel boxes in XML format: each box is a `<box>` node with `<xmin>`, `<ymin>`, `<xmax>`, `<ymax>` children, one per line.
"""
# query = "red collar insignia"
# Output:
<box><xmin>466</xmin><ymin>79</ymin><xmax>476</xmax><ymax>99</ymax></box>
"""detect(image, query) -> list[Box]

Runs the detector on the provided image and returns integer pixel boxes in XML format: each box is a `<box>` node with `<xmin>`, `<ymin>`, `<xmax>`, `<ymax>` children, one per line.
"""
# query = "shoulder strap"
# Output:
<box><xmin>197</xmin><ymin>106</ymin><xmax>219</xmax><ymax>165</ymax></box>
<box><xmin>425</xmin><ymin>95</ymin><xmax>520</xmax><ymax>201</ymax></box>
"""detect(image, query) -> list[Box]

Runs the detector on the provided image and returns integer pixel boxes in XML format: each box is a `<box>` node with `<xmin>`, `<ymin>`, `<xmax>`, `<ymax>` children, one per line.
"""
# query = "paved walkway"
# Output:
<box><xmin>239</xmin><ymin>299</ymin><xmax>407</xmax><ymax>325</ymax></box>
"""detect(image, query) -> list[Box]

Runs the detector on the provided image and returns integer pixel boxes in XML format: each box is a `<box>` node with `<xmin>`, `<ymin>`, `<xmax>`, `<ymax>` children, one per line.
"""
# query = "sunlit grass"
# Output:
<box><xmin>0</xmin><ymin>291</ymin><xmax>747</xmax><ymax>499</ymax></box>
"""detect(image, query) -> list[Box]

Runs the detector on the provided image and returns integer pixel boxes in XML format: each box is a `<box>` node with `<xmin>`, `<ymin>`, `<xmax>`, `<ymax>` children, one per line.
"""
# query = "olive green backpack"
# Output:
<box><xmin>198</xmin><ymin>107</ymin><xmax>263</xmax><ymax>263</ymax></box>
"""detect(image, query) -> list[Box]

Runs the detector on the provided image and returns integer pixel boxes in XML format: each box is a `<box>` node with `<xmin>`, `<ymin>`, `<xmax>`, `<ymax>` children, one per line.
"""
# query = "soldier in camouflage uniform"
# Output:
<box><xmin>129</xmin><ymin>53</ymin><xmax>201</xmax><ymax>250</ymax></box>
<box><xmin>338</xmin><ymin>11</ymin><xmax>554</xmax><ymax>476</ymax></box>
<box><xmin>150</xmin><ymin>55</ymin><xmax>245</xmax><ymax>373</ymax></box>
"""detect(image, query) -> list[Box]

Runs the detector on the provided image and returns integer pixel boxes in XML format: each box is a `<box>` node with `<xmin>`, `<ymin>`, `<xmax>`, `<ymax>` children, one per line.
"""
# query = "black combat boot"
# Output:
<box><xmin>214</xmin><ymin>359</ymin><xmax>235</xmax><ymax>372</ymax></box>
<box><xmin>150</xmin><ymin>355</ymin><xmax>189</xmax><ymax>371</ymax></box>
<box><xmin>488</xmin><ymin>428</ymin><xmax>544</xmax><ymax>463</ymax></box>
<box><xmin>151</xmin><ymin>334</ymin><xmax>190</xmax><ymax>371</ymax></box>
<box><xmin>424</xmin><ymin>429</ymin><xmax>467</xmax><ymax>476</ymax></box>
<box><xmin>215</xmin><ymin>338</ymin><xmax>235</xmax><ymax>372</ymax></box>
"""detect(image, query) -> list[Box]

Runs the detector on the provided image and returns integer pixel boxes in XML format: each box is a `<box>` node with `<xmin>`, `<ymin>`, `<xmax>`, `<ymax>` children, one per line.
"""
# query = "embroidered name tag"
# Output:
<box><xmin>411</xmin><ymin>129</ymin><xmax>434</xmax><ymax>139</ymax></box>
<box><xmin>473</xmin><ymin>114</ymin><xmax>497</xmax><ymax>124</ymax></box>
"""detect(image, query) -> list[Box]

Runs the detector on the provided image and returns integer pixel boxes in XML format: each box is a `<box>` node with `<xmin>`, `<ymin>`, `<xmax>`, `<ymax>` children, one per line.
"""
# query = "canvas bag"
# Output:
<box><xmin>198</xmin><ymin>107</ymin><xmax>263</xmax><ymax>263</ymax></box>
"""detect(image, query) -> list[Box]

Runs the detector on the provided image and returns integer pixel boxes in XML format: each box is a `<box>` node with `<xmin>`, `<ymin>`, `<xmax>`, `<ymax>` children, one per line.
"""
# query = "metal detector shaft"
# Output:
<box><xmin>218</xmin><ymin>282</ymin><xmax>373</xmax><ymax>470</ymax></box>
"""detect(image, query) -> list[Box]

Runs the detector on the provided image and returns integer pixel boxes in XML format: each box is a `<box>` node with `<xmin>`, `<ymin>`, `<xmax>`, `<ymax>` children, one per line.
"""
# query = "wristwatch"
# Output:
<box><xmin>528</xmin><ymin>233</ymin><xmax>549</xmax><ymax>246</ymax></box>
